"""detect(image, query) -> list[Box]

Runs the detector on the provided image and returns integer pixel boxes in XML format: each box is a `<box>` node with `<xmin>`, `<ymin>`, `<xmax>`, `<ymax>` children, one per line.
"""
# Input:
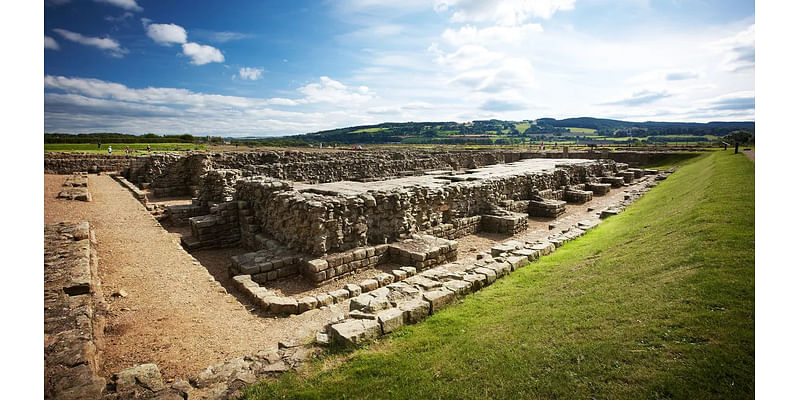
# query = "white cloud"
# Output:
<box><xmin>44</xmin><ymin>36</ymin><xmax>59</xmax><ymax>50</ymax></box>
<box><xmin>44</xmin><ymin>75</ymin><xmax>386</xmax><ymax>136</ymax></box>
<box><xmin>193</xmin><ymin>30</ymin><xmax>254</xmax><ymax>43</ymax></box>
<box><xmin>181</xmin><ymin>42</ymin><xmax>224</xmax><ymax>65</ymax></box>
<box><xmin>600</xmin><ymin>90</ymin><xmax>672</xmax><ymax>107</ymax></box>
<box><xmin>94</xmin><ymin>0</ymin><xmax>142</xmax><ymax>12</ymax></box>
<box><xmin>104</xmin><ymin>12</ymin><xmax>134</xmax><ymax>22</ymax></box>
<box><xmin>434</xmin><ymin>0</ymin><xmax>575</xmax><ymax>25</ymax></box>
<box><xmin>238</xmin><ymin>67</ymin><xmax>264</xmax><ymax>80</ymax></box>
<box><xmin>52</xmin><ymin>28</ymin><xmax>127</xmax><ymax>57</ymax></box>
<box><xmin>709</xmin><ymin>25</ymin><xmax>754</xmax><ymax>72</ymax></box>
<box><xmin>297</xmin><ymin>76</ymin><xmax>373</xmax><ymax>103</ymax></box>
<box><xmin>442</xmin><ymin>23</ymin><xmax>543</xmax><ymax>46</ymax></box>
<box><xmin>146</xmin><ymin>23</ymin><xmax>187</xmax><ymax>45</ymax></box>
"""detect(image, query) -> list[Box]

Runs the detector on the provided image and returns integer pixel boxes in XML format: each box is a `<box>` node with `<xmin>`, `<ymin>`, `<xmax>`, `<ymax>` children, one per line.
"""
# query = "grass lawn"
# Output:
<box><xmin>44</xmin><ymin>142</ymin><xmax>205</xmax><ymax>154</ymax></box>
<box><xmin>243</xmin><ymin>150</ymin><xmax>754</xmax><ymax>399</ymax></box>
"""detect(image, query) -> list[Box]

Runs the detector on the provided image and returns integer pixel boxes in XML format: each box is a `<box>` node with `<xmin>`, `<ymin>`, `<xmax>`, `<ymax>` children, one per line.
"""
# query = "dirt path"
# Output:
<box><xmin>44</xmin><ymin>175</ymin><xmax>347</xmax><ymax>379</ymax></box>
<box><xmin>743</xmin><ymin>149</ymin><xmax>755</xmax><ymax>162</ymax></box>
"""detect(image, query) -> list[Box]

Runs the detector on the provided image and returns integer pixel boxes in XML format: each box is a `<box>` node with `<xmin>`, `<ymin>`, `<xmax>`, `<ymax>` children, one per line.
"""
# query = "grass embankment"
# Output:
<box><xmin>244</xmin><ymin>151</ymin><xmax>754</xmax><ymax>399</ymax></box>
<box><xmin>44</xmin><ymin>143</ymin><xmax>205</xmax><ymax>154</ymax></box>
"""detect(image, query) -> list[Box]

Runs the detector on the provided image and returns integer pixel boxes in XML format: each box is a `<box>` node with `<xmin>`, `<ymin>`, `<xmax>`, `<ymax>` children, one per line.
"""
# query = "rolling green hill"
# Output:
<box><xmin>244</xmin><ymin>118</ymin><xmax>753</xmax><ymax>146</ymax></box>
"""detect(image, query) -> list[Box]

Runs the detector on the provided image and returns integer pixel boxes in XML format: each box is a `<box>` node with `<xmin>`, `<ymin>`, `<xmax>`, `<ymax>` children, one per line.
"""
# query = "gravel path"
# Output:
<box><xmin>44</xmin><ymin>174</ymin><xmax>347</xmax><ymax>380</ymax></box>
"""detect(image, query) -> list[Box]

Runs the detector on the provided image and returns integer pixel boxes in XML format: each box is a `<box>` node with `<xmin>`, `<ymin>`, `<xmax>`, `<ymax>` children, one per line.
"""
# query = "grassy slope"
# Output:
<box><xmin>244</xmin><ymin>151</ymin><xmax>755</xmax><ymax>399</ymax></box>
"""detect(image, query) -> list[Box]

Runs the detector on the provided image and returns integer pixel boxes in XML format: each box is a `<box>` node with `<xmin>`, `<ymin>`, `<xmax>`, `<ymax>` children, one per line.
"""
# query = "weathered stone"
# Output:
<box><xmin>423</xmin><ymin>289</ymin><xmax>456</xmax><ymax>313</ymax></box>
<box><xmin>297</xmin><ymin>296</ymin><xmax>318</xmax><ymax>313</ymax></box>
<box><xmin>329</xmin><ymin>289</ymin><xmax>350</xmax><ymax>303</ymax></box>
<box><xmin>374</xmin><ymin>272</ymin><xmax>395</xmax><ymax>287</ymax></box>
<box><xmin>329</xmin><ymin>319</ymin><xmax>381</xmax><ymax>346</ymax></box>
<box><xmin>113</xmin><ymin>363</ymin><xmax>165</xmax><ymax>392</ymax></box>
<box><xmin>377</xmin><ymin>308</ymin><xmax>405</xmax><ymax>334</ymax></box>
<box><xmin>473</xmin><ymin>267</ymin><xmax>497</xmax><ymax>284</ymax></box>
<box><xmin>443</xmin><ymin>280</ymin><xmax>472</xmax><ymax>297</ymax></box>
<box><xmin>350</xmin><ymin>294</ymin><xmax>373</xmax><ymax>312</ymax></box>
<box><xmin>399</xmin><ymin>299</ymin><xmax>430</xmax><ymax>324</ymax></box>
<box><xmin>506</xmin><ymin>255</ymin><xmax>529</xmax><ymax>269</ymax></box>
<box><xmin>315</xmin><ymin>293</ymin><xmax>334</xmax><ymax>307</ymax></box>
<box><xmin>344</xmin><ymin>284</ymin><xmax>362</xmax><ymax>297</ymax></box>
<box><xmin>268</xmin><ymin>297</ymin><xmax>298</xmax><ymax>315</ymax></box>
<box><xmin>359</xmin><ymin>279</ymin><xmax>379</xmax><ymax>292</ymax></box>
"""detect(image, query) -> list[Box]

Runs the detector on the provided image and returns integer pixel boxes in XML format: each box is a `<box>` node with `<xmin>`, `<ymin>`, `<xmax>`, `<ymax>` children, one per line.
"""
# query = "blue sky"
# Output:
<box><xmin>44</xmin><ymin>0</ymin><xmax>755</xmax><ymax>136</ymax></box>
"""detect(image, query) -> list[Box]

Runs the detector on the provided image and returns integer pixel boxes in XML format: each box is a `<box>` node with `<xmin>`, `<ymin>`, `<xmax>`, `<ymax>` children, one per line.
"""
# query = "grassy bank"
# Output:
<box><xmin>44</xmin><ymin>143</ymin><xmax>205</xmax><ymax>154</ymax></box>
<box><xmin>244</xmin><ymin>150</ymin><xmax>755</xmax><ymax>399</ymax></box>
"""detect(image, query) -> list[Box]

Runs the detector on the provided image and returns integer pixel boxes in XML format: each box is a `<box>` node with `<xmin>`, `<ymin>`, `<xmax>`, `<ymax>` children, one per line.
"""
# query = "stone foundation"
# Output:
<box><xmin>44</xmin><ymin>222</ymin><xmax>106</xmax><ymax>399</ymax></box>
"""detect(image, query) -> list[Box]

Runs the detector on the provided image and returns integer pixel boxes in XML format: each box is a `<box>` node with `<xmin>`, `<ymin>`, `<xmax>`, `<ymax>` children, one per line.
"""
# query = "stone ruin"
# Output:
<box><xmin>108</xmin><ymin>150</ymin><xmax>665</xmax><ymax>314</ymax></box>
<box><xmin>43</xmin><ymin>148</ymin><xmax>675</xmax><ymax>399</ymax></box>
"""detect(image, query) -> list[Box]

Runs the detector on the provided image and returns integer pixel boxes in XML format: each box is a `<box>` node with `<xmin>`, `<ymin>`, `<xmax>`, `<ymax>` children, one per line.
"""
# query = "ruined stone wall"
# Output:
<box><xmin>231</xmin><ymin>160</ymin><xmax>621</xmax><ymax>256</ymax></box>
<box><xmin>45</xmin><ymin>153</ymin><xmax>138</xmax><ymax>174</ymax></box>
<box><xmin>44</xmin><ymin>222</ymin><xmax>106</xmax><ymax>399</ymax></box>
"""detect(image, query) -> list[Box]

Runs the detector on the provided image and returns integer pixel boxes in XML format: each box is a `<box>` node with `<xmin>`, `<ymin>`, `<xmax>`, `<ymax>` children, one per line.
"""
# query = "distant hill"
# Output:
<box><xmin>249</xmin><ymin>117</ymin><xmax>754</xmax><ymax>146</ymax></box>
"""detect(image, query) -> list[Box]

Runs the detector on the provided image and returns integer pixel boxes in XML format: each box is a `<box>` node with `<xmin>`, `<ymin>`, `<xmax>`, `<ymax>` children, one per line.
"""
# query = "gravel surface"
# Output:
<box><xmin>44</xmin><ymin>174</ymin><xmax>348</xmax><ymax>380</ymax></box>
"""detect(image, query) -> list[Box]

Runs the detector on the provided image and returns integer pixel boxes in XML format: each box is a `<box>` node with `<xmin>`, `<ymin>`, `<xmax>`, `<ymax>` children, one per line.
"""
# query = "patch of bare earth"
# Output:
<box><xmin>44</xmin><ymin>174</ymin><xmax>348</xmax><ymax>380</ymax></box>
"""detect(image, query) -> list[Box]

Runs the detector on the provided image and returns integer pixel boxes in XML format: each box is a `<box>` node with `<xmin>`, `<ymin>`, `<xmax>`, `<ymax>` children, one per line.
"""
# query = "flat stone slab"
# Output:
<box><xmin>423</xmin><ymin>289</ymin><xmax>456</xmax><ymax>313</ymax></box>
<box><xmin>329</xmin><ymin>319</ymin><xmax>382</xmax><ymax>346</ymax></box>
<box><xmin>399</xmin><ymin>299</ymin><xmax>431</xmax><ymax>324</ymax></box>
<box><xmin>377</xmin><ymin>308</ymin><xmax>405</xmax><ymax>334</ymax></box>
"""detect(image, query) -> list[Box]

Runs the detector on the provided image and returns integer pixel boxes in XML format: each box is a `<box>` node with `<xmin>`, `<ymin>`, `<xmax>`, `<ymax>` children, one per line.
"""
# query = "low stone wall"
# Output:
<box><xmin>480</xmin><ymin>212</ymin><xmax>529</xmax><ymax>235</ymax></box>
<box><xmin>182</xmin><ymin>201</ymin><xmax>245</xmax><ymax>250</ymax></box>
<box><xmin>44</xmin><ymin>222</ymin><xmax>106</xmax><ymax>399</ymax></box>
<box><xmin>45</xmin><ymin>153</ymin><xmax>138</xmax><ymax>174</ymax></box>
<box><xmin>231</xmin><ymin>160</ymin><xmax>618</xmax><ymax>256</ymax></box>
<box><xmin>57</xmin><ymin>173</ymin><xmax>92</xmax><ymax>201</ymax></box>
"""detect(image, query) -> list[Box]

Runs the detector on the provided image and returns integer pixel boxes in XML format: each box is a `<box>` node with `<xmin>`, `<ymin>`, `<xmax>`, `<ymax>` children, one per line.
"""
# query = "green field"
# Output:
<box><xmin>565</xmin><ymin>126</ymin><xmax>597</xmax><ymax>134</ymax></box>
<box><xmin>44</xmin><ymin>143</ymin><xmax>206</xmax><ymax>154</ymax></box>
<box><xmin>244</xmin><ymin>150</ymin><xmax>754</xmax><ymax>399</ymax></box>
<box><xmin>350</xmin><ymin>127</ymin><xmax>389</xmax><ymax>134</ymax></box>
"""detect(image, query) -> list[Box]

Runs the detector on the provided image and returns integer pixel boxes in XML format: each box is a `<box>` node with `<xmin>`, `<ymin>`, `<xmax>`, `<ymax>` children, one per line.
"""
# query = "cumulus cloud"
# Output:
<box><xmin>53</xmin><ymin>28</ymin><xmax>127</xmax><ymax>57</ymax></box>
<box><xmin>442</xmin><ymin>23</ymin><xmax>543</xmax><ymax>46</ymax></box>
<box><xmin>94</xmin><ymin>0</ymin><xmax>142</xmax><ymax>12</ymax></box>
<box><xmin>44</xmin><ymin>36</ymin><xmax>60</xmax><ymax>50</ymax></box>
<box><xmin>479</xmin><ymin>99</ymin><xmax>527</xmax><ymax>111</ymax></box>
<box><xmin>434</xmin><ymin>0</ymin><xmax>574</xmax><ymax>25</ymax></box>
<box><xmin>43</xmin><ymin>75</ymin><xmax>385</xmax><ymax>136</ymax></box>
<box><xmin>665</xmin><ymin>71</ymin><xmax>700</xmax><ymax>81</ymax></box>
<box><xmin>145</xmin><ymin>23</ymin><xmax>188</xmax><ymax>45</ymax></box>
<box><xmin>601</xmin><ymin>90</ymin><xmax>671</xmax><ymax>106</ymax></box>
<box><xmin>238</xmin><ymin>67</ymin><xmax>264</xmax><ymax>80</ymax></box>
<box><xmin>181</xmin><ymin>42</ymin><xmax>224</xmax><ymax>65</ymax></box>
<box><xmin>707</xmin><ymin>91</ymin><xmax>754</xmax><ymax>111</ymax></box>
<box><xmin>297</xmin><ymin>76</ymin><xmax>373</xmax><ymax>103</ymax></box>
<box><xmin>711</xmin><ymin>25</ymin><xmax>754</xmax><ymax>72</ymax></box>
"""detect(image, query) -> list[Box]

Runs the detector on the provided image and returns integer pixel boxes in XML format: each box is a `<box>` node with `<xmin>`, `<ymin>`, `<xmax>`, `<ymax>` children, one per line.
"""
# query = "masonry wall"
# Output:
<box><xmin>231</xmin><ymin>160</ymin><xmax>620</xmax><ymax>256</ymax></box>
<box><xmin>45</xmin><ymin>153</ymin><xmax>138</xmax><ymax>174</ymax></box>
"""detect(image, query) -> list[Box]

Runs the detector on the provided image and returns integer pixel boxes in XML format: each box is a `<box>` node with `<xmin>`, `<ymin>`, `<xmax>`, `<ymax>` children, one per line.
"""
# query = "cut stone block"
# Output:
<box><xmin>528</xmin><ymin>198</ymin><xmax>566</xmax><ymax>218</ymax></box>
<box><xmin>359</xmin><ymin>279</ymin><xmax>379</xmax><ymax>292</ymax></box>
<box><xmin>329</xmin><ymin>289</ymin><xmax>350</xmax><ymax>303</ymax></box>
<box><xmin>443</xmin><ymin>280</ymin><xmax>472</xmax><ymax>297</ymax></box>
<box><xmin>473</xmin><ymin>267</ymin><xmax>497</xmax><ymax>284</ymax></box>
<box><xmin>268</xmin><ymin>297</ymin><xmax>298</xmax><ymax>315</ymax></box>
<box><xmin>344</xmin><ymin>284</ymin><xmax>362</xmax><ymax>297</ymax></box>
<box><xmin>377</xmin><ymin>308</ymin><xmax>405</xmax><ymax>334</ymax></box>
<box><xmin>423</xmin><ymin>289</ymin><xmax>456</xmax><ymax>313</ymax></box>
<box><xmin>399</xmin><ymin>299</ymin><xmax>431</xmax><ymax>324</ymax></box>
<box><xmin>297</xmin><ymin>296</ymin><xmax>318</xmax><ymax>313</ymax></box>
<box><xmin>329</xmin><ymin>319</ymin><xmax>381</xmax><ymax>346</ymax></box>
